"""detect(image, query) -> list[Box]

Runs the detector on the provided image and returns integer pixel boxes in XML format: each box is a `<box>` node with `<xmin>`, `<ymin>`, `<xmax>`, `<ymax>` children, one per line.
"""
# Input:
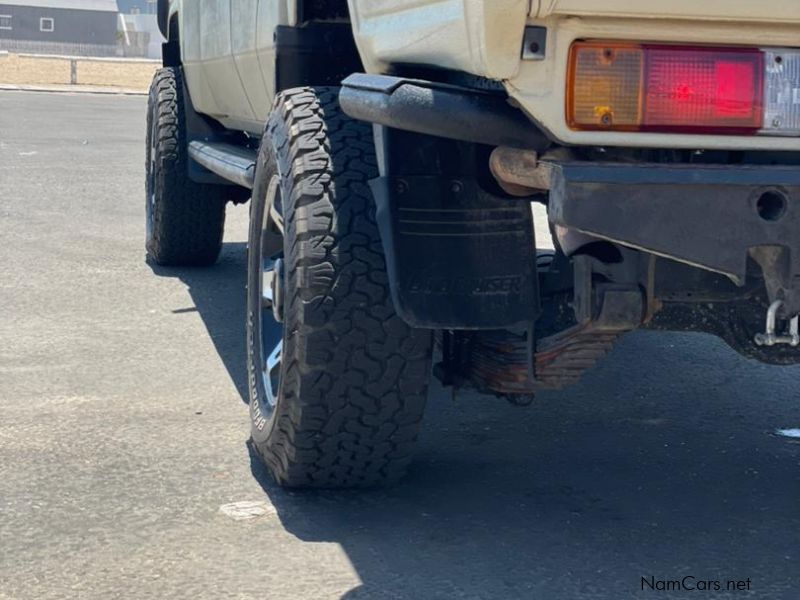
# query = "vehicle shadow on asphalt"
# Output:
<box><xmin>246</xmin><ymin>333</ymin><xmax>800</xmax><ymax>599</ymax></box>
<box><xmin>148</xmin><ymin>240</ymin><xmax>799</xmax><ymax>599</ymax></box>
<box><xmin>148</xmin><ymin>241</ymin><xmax>250</xmax><ymax>404</ymax></box>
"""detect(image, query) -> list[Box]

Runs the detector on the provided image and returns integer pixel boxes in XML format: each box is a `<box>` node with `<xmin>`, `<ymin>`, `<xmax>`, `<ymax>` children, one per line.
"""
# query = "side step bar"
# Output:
<box><xmin>340</xmin><ymin>73</ymin><xmax>550</xmax><ymax>151</ymax></box>
<box><xmin>188</xmin><ymin>141</ymin><xmax>257</xmax><ymax>189</ymax></box>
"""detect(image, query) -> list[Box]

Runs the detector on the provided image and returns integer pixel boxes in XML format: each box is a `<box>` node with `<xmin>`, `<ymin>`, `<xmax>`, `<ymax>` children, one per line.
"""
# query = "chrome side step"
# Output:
<box><xmin>188</xmin><ymin>141</ymin><xmax>257</xmax><ymax>189</ymax></box>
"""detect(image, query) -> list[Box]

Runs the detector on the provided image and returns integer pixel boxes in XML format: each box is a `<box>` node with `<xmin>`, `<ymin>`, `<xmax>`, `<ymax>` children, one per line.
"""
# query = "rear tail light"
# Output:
<box><xmin>643</xmin><ymin>47</ymin><xmax>762</xmax><ymax>132</ymax></box>
<box><xmin>567</xmin><ymin>42</ymin><xmax>799</xmax><ymax>136</ymax></box>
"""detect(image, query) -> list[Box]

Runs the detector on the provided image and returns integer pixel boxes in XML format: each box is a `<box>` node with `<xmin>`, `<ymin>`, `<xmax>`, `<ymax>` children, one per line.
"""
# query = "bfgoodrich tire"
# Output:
<box><xmin>247</xmin><ymin>87</ymin><xmax>432</xmax><ymax>488</ymax></box>
<box><xmin>145</xmin><ymin>67</ymin><xmax>226</xmax><ymax>266</ymax></box>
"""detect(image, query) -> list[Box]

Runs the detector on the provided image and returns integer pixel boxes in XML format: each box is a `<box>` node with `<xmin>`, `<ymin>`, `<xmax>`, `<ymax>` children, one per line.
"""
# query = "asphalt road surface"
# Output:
<box><xmin>1</xmin><ymin>91</ymin><xmax>798</xmax><ymax>600</ymax></box>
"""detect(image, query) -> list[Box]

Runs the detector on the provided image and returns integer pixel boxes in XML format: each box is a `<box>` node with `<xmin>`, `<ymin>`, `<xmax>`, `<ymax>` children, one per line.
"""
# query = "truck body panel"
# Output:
<box><xmin>177</xmin><ymin>0</ymin><xmax>291</xmax><ymax>134</ymax></box>
<box><xmin>508</xmin><ymin>16</ymin><xmax>800</xmax><ymax>151</ymax></box>
<box><xmin>347</xmin><ymin>0</ymin><xmax>529</xmax><ymax>80</ymax></box>
<box><xmin>169</xmin><ymin>0</ymin><xmax>800</xmax><ymax>148</ymax></box>
<box><xmin>347</xmin><ymin>0</ymin><xmax>800</xmax><ymax>150</ymax></box>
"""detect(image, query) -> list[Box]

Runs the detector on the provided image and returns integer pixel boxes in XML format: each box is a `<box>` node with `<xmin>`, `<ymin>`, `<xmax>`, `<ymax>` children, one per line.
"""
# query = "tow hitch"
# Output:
<box><xmin>754</xmin><ymin>301</ymin><xmax>800</xmax><ymax>347</ymax></box>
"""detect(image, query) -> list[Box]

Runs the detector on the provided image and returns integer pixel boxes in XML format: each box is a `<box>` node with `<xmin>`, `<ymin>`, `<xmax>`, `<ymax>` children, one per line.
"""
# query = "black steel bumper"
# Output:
<box><xmin>549</xmin><ymin>162</ymin><xmax>800</xmax><ymax>282</ymax></box>
<box><xmin>549</xmin><ymin>162</ymin><xmax>800</xmax><ymax>310</ymax></box>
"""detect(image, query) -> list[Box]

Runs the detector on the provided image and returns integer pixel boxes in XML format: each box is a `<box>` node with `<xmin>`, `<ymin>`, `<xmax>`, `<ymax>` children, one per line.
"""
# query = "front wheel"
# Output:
<box><xmin>246</xmin><ymin>87</ymin><xmax>432</xmax><ymax>488</ymax></box>
<box><xmin>145</xmin><ymin>67</ymin><xmax>226</xmax><ymax>266</ymax></box>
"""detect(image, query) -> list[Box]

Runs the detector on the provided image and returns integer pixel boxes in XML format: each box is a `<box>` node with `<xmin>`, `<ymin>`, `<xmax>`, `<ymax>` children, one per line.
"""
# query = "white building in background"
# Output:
<box><xmin>116</xmin><ymin>0</ymin><xmax>155</xmax><ymax>14</ymax></box>
<box><xmin>117</xmin><ymin>11</ymin><xmax>162</xmax><ymax>58</ymax></box>
<box><xmin>0</xmin><ymin>0</ymin><xmax>119</xmax><ymax>56</ymax></box>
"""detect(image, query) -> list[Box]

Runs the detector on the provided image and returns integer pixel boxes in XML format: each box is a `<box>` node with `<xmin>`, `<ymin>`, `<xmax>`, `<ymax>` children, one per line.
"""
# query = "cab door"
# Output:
<box><xmin>229</xmin><ymin>0</ymin><xmax>293</xmax><ymax>130</ymax></box>
<box><xmin>231</xmin><ymin>0</ymin><xmax>271</xmax><ymax>127</ymax></box>
<box><xmin>199</xmin><ymin>0</ymin><xmax>257</xmax><ymax>126</ymax></box>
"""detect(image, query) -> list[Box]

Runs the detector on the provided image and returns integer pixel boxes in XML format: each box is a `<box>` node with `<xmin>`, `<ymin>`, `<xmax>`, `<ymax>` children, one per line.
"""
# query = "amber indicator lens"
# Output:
<box><xmin>568</xmin><ymin>43</ymin><xmax>643</xmax><ymax>130</ymax></box>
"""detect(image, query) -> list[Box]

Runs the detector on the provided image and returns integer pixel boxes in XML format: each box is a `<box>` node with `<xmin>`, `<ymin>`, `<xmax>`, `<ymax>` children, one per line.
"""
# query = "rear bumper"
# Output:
<box><xmin>549</xmin><ymin>161</ymin><xmax>800</xmax><ymax>311</ymax></box>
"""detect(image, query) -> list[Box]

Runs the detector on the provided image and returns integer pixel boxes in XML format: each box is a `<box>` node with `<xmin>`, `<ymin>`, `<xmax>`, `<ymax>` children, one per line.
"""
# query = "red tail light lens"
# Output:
<box><xmin>642</xmin><ymin>46</ymin><xmax>764</xmax><ymax>133</ymax></box>
<box><xmin>568</xmin><ymin>42</ymin><xmax>765</xmax><ymax>134</ymax></box>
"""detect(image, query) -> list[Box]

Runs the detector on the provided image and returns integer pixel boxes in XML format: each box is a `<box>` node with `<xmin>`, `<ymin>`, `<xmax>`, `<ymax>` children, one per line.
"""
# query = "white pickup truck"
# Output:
<box><xmin>146</xmin><ymin>0</ymin><xmax>800</xmax><ymax>488</ymax></box>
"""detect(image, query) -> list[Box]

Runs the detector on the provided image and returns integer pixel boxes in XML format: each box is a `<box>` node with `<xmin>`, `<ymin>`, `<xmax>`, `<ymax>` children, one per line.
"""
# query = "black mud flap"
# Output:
<box><xmin>370</xmin><ymin>176</ymin><xmax>540</xmax><ymax>329</ymax></box>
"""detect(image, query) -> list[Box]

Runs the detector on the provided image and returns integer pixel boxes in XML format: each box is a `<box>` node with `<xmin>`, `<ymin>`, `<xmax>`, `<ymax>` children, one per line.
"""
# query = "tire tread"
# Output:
<box><xmin>146</xmin><ymin>67</ymin><xmax>225</xmax><ymax>266</ymax></box>
<box><xmin>251</xmin><ymin>87</ymin><xmax>432</xmax><ymax>488</ymax></box>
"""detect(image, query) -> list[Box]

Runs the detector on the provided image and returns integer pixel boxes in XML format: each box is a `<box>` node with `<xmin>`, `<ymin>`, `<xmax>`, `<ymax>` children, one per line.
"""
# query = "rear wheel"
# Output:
<box><xmin>246</xmin><ymin>87</ymin><xmax>432</xmax><ymax>488</ymax></box>
<box><xmin>145</xmin><ymin>67</ymin><xmax>226</xmax><ymax>266</ymax></box>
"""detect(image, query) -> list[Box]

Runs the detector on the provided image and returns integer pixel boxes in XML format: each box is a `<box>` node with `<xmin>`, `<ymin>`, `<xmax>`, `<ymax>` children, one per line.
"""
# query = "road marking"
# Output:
<box><xmin>775</xmin><ymin>428</ymin><xmax>800</xmax><ymax>439</ymax></box>
<box><xmin>218</xmin><ymin>500</ymin><xmax>276</xmax><ymax>521</ymax></box>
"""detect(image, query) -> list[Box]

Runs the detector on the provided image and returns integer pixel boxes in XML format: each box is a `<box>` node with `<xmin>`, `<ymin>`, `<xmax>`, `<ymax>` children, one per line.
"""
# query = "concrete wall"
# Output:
<box><xmin>77</xmin><ymin>55</ymin><xmax>157</xmax><ymax>88</ymax></box>
<box><xmin>0</xmin><ymin>51</ymin><xmax>158</xmax><ymax>90</ymax></box>
<box><xmin>0</xmin><ymin>51</ymin><xmax>69</xmax><ymax>84</ymax></box>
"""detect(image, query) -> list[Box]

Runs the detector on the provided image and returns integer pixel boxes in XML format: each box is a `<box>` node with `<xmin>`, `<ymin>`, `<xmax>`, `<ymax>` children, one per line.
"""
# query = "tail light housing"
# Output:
<box><xmin>567</xmin><ymin>41</ymin><xmax>800</xmax><ymax>136</ymax></box>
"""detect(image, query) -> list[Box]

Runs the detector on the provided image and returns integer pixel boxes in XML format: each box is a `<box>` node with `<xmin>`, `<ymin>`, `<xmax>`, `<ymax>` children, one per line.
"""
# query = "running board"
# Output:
<box><xmin>188</xmin><ymin>141</ymin><xmax>257</xmax><ymax>189</ymax></box>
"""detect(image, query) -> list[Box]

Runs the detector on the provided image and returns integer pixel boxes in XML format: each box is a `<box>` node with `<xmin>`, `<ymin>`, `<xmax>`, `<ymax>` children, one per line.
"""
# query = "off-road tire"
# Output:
<box><xmin>145</xmin><ymin>67</ymin><xmax>226</xmax><ymax>266</ymax></box>
<box><xmin>247</xmin><ymin>87</ymin><xmax>432</xmax><ymax>488</ymax></box>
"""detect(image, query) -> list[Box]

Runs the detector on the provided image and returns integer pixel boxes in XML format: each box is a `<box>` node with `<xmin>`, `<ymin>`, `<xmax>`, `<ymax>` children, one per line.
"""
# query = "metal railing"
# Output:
<box><xmin>0</xmin><ymin>39</ymin><xmax>118</xmax><ymax>57</ymax></box>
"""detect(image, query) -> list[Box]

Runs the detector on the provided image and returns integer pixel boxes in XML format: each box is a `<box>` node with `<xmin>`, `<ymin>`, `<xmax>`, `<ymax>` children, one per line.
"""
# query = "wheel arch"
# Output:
<box><xmin>297</xmin><ymin>0</ymin><xmax>350</xmax><ymax>21</ymax></box>
<box><xmin>159</xmin><ymin>1</ymin><xmax>181</xmax><ymax>67</ymax></box>
<box><xmin>275</xmin><ymin>1</ymin><xmax>362</xmax><ymax>93</ymax></box>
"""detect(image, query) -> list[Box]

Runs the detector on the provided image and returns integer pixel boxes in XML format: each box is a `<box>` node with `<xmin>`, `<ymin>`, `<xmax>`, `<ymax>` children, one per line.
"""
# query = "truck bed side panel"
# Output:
<box><xmin>348</xmin><ymin>0</ymin><xmax>529</xmax><ymax>80</ymax></box>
